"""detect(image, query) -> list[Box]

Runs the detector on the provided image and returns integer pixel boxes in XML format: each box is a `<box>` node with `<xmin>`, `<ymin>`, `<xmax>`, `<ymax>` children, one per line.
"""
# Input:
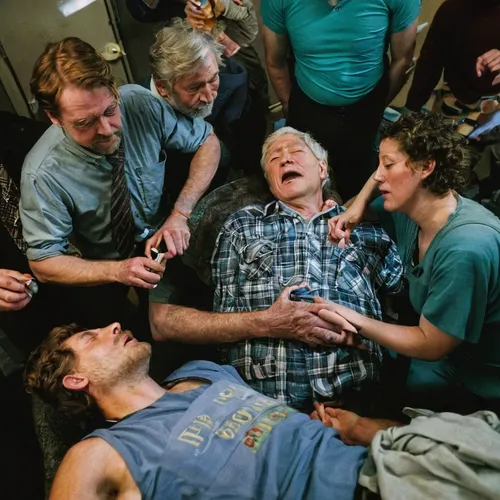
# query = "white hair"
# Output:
<box><xmin>260</xmin><ymin>126</ymin><xmax>329</xmax><ymax>171</ymax></box>
<box><xmin>150</xmin><ymin>18</ymin><xmax>224</xmax><ymax>93</ymax></box>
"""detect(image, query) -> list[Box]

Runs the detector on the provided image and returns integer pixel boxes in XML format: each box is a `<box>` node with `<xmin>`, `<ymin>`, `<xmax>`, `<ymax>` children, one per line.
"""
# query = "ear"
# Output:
<box><xmin>46</xmin><ymin>110</ymin><xmax>61</xmax><ymax>128</ymax></box>
<box><xmin>154</xmin><ymin>80</ymin><xmax>171</xmax><ymax>99</ymax></box>
<box><xmin>319</xmin><ymin>160</ymin><xmax>328</xmax><ymax>181</ymax></box>
<box><xmin>63</xmin><ymin>372</ymin><xmax>89</xmax><ymax>392</ymax></box>
<box><xmin>420</xmin><ymin>158</ymin><xmax>436</xmax><ymax>181</ymax></box>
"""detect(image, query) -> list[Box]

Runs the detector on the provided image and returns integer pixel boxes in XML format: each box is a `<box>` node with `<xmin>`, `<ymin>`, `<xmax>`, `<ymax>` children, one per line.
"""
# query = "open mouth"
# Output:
<box><xmin>281</xmin><ymin>171</ymin><xmax>302</xmax><ymax>184</ymax></box>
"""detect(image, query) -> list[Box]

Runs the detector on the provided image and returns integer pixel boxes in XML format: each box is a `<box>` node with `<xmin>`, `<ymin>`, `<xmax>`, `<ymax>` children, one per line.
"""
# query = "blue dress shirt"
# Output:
<box><xmin>20</xmin><ymin>84</ymin><xmax>212</xmax><ymax>261</ymax></box>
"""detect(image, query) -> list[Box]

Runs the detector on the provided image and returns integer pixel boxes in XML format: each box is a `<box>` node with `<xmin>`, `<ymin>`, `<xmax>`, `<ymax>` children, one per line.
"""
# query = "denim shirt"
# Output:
<box><xmin>20</xmin><ymin>85</ymin><xmax>212</xmax><ymax>261</ymax></box>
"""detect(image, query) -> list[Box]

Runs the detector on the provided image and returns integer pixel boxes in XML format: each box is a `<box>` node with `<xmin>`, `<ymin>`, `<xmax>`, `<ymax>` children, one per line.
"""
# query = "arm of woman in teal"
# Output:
<box><xmin>317</xmin><ymin>231</ymin><xmax>496</xmax><ymax>361</ymax></box>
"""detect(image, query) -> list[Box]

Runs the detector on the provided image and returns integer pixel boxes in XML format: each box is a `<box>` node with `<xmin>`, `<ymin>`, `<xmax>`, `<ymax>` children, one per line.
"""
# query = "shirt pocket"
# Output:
<box><xmin>238</xmin><ymin>239</ymin><xmax>275</xmax><ymax>281</ymax></box>
<box><xmin>135</xmin><ymin>150</ymin><xmax>166</xmax><ymax>216</ymax></box>
<box><xmin>331</xmin><ymin>245</ymin><xmax>374</xmax><ymax>299</ymax></box>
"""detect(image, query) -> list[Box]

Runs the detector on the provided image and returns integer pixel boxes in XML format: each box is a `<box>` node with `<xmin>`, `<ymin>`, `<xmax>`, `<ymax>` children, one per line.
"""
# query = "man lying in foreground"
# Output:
<box><xmin>25</xmin><ymin>322</ymin><xmax>369</xmax><ymax>499</ymax></box>
<box><xmin>27</xmin><ymin>323</ymin><xmax>500</xmax><ymax>499</ymax></box>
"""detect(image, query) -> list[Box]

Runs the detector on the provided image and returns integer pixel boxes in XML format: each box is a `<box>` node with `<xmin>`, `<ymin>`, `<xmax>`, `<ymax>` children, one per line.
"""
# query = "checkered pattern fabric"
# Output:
<box><xmin>212</xmin><ymin>201</ymin><xmax>403</xmax><ymax>408</ymax></box>
<box><xmin>0</xmin><ymin>163</ymin><xmax>27</xmax><ymax>254</ymax></box>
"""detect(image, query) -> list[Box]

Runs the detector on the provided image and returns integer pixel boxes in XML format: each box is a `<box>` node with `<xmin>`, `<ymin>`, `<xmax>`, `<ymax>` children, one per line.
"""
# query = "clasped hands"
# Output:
<box><xmin>268</xmin><ymin>283</ymin><xmax>365</xmax><ymax>350</ymax></box>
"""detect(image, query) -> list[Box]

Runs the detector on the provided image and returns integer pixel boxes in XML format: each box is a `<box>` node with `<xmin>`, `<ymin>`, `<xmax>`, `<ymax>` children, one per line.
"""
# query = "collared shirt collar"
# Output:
<box><xmin>263</xmin><ymin>199</ymin><xmax>343</xmax><ymax>220</ymax></box>
<box><xmin>150</xmin><ymin>76</ymin><xmax>163</xmax><ymax>100</ymax></box>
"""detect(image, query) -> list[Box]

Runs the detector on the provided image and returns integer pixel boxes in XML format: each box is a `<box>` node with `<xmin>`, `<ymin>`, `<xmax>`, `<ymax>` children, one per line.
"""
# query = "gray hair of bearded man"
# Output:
<box><xmin>150</xmin><ymin>18</ymin><xmax>224</xmax><ymax>94</ymax></box>
<box><xmin>260</xmin><ymin>126</ymin><xmax>330</xmax><ymax>172</ymax></box>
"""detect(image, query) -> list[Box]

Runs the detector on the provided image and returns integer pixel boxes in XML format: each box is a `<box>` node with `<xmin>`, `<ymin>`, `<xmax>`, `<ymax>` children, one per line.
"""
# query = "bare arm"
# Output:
<box><xmin>50</xmin><ymin>439</ymin><xmax>140</xmax><ymax>500</ymax></box>
<box><xmin>30</xmin><ymin>255</ymin><xmax>163</xmax><ymax>289</ymax></box>
<box><xmin>150</xmin><ymin>286</ymin><xmax>357</xmax><ymax>345</ymax></box>
<box><xmin>311</xmin><ymin>406</ymin><xmax>402</xmax><ymax>447</ymax></box>
<box><xmin>317</xmin><ymin>300</ymin><xmax>460</xmax><ymax>361</ymax></box>
<box><xmin>146</xmin><ymin>132</ymin><xmax>221</xmax><ymax>259</ymax></box>
<box><xmin>263</xmin><ymin>26</ymin><xmax>291</xmax><ymax>114</ymax></box>
<box><xmin>173</xmin><ymin>132</ymin><xmax>220</xmax><ymax>216</ymax></box>
<box><xmin>386</xmin><ymin>19</ymin><xmax>418</xmax><ymax>104</ymax></box>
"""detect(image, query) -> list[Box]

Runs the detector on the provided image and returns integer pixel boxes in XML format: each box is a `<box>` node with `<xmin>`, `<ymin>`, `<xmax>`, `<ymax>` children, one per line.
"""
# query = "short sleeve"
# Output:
<box><xmin>124</xmin><ymin>87</ymin><xmax>213</xmax><ymax>154</ymax></box>
<box><xmin>421</xmin><ymin>229</ymin><xmax>498</xmax><ymax>344</ymax></box>
<box><xmin>20</xmin><ymin>171</ymin><xmax>73</xmax><ymax>261</ymax></box>
<box><xmin>388</xmin><ymin>0</ymin><xmax>420</xmax><ymax>34</ymax></box>
<box><xmin>163</xmin><ymin>111</ymin><xmax>213</xmax><ymax>154</ymax></box>
<box><xmin>261</xmin><ymin>0</ymin><xmax>287</xmax><ymax>35</ymax></box>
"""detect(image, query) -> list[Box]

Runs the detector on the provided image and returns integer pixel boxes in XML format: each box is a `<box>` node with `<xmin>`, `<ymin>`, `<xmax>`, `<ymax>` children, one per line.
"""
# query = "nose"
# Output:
<box><xmin>279</xmin><ymin>148</ymin><xmax>292</xmax><ymax>166</ymax></box>
<box><xmin>374</xmin><ymin>163</ymin><xmax>384</xmax><ymax>183</ymax></box>
<box><xmin>96</xmin><ymin>116</ymin><xmax>113</xmax><ymax>136</ymax></box>
<box><xmin>199</xmin><ymin>85</ymin><xmax>215</xmax><ymax>104</ymax></box>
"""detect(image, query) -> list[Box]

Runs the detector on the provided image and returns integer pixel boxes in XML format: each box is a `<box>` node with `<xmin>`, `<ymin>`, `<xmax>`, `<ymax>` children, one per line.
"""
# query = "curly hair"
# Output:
<box><xmin>382</xmin><ymin>112</ymin><xmax>471</xmax><ymax>195</ymax></box>
<box><xmin>24</xmin><ymin>324</ymin><xmax>96</xmax><ymax>419</ymax></box>
<box><xmin>30</xmin><ymin>37</ymin><xmax>119</xmax><ymax>117</ymax></box>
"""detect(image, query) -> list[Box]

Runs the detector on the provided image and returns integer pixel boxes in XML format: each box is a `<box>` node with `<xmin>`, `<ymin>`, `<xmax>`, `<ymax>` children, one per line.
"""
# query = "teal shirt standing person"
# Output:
<box><xmin>262</xmin><ymin>0</ymin><xmax>420</xmax><ymax>201</ymax></box>
<box><xmin>262</xmin><ymin>0</ymin><xmax>420</xmax><ymax>107</ymax></box>
<box><xmin>321</xmin><ymin>112</ymin><xmax>500</xmax><ymax>415</ymax></box>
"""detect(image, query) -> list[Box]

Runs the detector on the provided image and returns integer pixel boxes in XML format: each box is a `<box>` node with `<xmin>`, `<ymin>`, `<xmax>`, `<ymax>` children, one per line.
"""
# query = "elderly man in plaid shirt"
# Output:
<box><xmin>211</xmin><ymin>127</ymin><xmax>403</xmax><ymax>410</ymax></box>
<box><xmin>151</xmin><ymin>126</ymin><xmax>403</xmax><ymax>411</ymax></box>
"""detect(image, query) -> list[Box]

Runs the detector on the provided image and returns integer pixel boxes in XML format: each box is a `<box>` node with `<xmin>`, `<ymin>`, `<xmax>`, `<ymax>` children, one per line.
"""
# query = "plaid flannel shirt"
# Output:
<box><xmin>212</xmin><ymin>201</ymin><xmax>403</xmax><ymax>409</ymax></box>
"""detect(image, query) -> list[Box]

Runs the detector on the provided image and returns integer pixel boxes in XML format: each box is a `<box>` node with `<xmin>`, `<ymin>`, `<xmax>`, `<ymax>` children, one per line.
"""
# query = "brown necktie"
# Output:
<box><xmin>106</xmin><ymin>142</ymin><xmax>135</xmax><ymax>259</ymax></box>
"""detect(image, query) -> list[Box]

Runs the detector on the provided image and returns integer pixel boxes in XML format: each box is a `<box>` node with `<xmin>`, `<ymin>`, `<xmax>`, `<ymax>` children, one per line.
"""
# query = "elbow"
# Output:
<box><xmin>29</xmin><ymin>260</ymin><xmax>50</xmax><ymax>283</ymax></box>
<box><xmin>149</xmin><ymin>302</ymin><xmax>170</xmax><ymax>342</ymax></box>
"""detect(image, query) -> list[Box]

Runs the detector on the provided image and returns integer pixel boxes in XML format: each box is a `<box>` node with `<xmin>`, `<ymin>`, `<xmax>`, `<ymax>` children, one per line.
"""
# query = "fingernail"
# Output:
<box><xmin>153</xmin><ymin>285</ymin><xmax>158</xmax><ymax>289</ymax></box>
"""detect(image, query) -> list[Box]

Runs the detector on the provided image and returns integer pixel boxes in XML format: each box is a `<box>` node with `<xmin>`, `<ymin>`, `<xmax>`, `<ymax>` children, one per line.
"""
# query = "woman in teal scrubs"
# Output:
<box><xmin>322</xmin><ymin>112</ymin><xmax>500</xmax><ymax>414</ymax></box>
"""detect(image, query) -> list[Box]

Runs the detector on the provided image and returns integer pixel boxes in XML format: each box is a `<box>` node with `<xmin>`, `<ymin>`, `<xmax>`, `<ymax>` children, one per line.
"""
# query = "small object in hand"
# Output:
<box><xmin>150</xmin><ymin>248</ymin><xmax>165</xmax><ymax>264</ymax></box>
<box><xmin>22</xmin><ymin>274</ymin><xmax>39</xmax><ymax>297</ymax></box>
<box><xmin>289</xmin><ymin>288</ymin><xmax>316</xmax><ymax>303</ymax></box>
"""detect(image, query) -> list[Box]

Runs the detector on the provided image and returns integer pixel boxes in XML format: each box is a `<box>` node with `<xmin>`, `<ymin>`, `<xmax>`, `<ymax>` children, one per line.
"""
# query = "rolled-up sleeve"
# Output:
<box><xmin>20</xmin><ymin>169</ymin><xmax>73</xmax><ymax>261</ymax></box>
<box><xmin>162</xmin><ymin>103</ymin><xmax>213</xmax><ymax>154</ymax></box>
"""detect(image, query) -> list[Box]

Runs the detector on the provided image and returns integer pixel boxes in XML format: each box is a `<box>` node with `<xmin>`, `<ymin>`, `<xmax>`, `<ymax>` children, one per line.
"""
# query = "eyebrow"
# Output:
<box><xmin>189</xmin><ymin>72</ymin><xmax>220</xmax><ymax>88</ymax></box>
<box><xmin>72</xmin><ymin>102</ymin><xmax>118</xmax><ymax>126</ymax></box>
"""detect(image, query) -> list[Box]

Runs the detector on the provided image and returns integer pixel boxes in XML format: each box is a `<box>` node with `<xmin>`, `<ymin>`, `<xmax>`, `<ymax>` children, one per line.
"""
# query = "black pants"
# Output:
<box><xmin>287</xmin><ymin>75</ymin><xmax>389</xmax><ymax>202</ymax></box>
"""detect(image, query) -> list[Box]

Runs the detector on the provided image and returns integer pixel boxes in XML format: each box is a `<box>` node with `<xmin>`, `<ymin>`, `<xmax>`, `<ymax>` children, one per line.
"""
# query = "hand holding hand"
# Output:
<box><xmin>146</xmin><ymin>212</ymin><xmax>191</xmax><ymax>260</ymax></box>
<box><xmin>115</xmin><ymin>257</ymin><xmax>164</xmax><ymax>289</ymax></box>
<box><xmin>265</xmin><ymin>284</ymin><xmax>358</xmax><ymax>346</ymax></box>
<box><xmin>476</xmin><ymin>49</ymin><xmax>500</xmax><ymax>86</ymax></box>
<box><xmin>0</xmin><ymin>269</ymin><xmax>32</xmax><ymax>312</ymax></box>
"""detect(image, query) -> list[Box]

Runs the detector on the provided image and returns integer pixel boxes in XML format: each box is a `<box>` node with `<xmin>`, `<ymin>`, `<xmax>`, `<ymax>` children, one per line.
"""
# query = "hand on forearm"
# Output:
<box><xmin>174</xmin><ymin>133</ymin><xmax>220</xmax><ymax>215</ymax></box>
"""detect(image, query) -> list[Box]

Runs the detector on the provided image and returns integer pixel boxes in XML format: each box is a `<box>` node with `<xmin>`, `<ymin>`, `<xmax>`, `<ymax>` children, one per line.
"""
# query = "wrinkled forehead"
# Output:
<box><xmin>266</xmin><ymin>135</ymin><xmax>309</xmax><ymax>159</ymax></box>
